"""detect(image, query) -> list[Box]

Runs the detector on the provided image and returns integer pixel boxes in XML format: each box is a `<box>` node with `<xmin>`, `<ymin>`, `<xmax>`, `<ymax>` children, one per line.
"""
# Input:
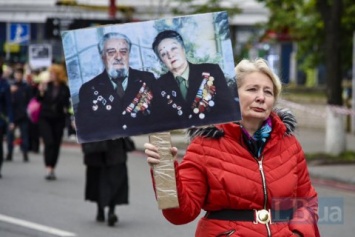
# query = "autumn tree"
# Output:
<box><xmin>257</xmin><ymin>0</ymin><xmax>355</xmax><ymax>154</ymax></box>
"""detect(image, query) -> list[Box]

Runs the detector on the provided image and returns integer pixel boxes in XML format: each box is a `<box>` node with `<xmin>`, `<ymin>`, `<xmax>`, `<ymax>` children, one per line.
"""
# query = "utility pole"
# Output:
<box><xmin>109</xmin><ymin>0</ymin><xmax>116</xmax><ymax>19</ymax></box>
<box><xmin>352</xmin><ymin>31</ymin><xmax>355</xmax><ymax>134</ymax></box>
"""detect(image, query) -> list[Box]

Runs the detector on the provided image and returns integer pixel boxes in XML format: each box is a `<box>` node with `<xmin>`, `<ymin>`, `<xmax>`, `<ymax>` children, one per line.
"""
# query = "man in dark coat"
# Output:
<box><xmin>6</xmin><ymin>67</ymin><xmax>32</xmax><ymax>162</ymax></box>
<box><xmin>152</xmin><ymin>30</ymin><xmax>240</xmax><ymax>131</ymax></box>
<box><xmin>0</xmin><ymin>65</ymin><xmax>14</xmax><ymax>178</ymax></box>
<box><xmin>75</xmin><ymin>32</ymin><xmax>159</xmax><ymax>143</ymax></box>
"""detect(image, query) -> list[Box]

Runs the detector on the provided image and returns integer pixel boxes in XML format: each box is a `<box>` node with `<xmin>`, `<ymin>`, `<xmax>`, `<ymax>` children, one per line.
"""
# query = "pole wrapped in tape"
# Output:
<box><xmin>149</xmin><ymin>132</ymin><xmax>179</xmax><ymax>209</ymax></box>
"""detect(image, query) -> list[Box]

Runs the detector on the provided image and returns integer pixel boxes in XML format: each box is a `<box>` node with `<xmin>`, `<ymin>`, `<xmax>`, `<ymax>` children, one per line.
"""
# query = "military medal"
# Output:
<box><xmin>92</xmin><ymin>91</ymin><xmax>111</xmax><ymax>112</ymax></box>
<box><xmin>190</xmin><ymin>72</ymin><xmax>216</xmax><ymax>119</ymax></box>
<box><xmin>123</xmin><ymin>82</ymin><xmax>153</xmax><ymax>118</ymax></box>
<box><xmin>161</xmin><ymin>91</ymin><xmax>184</xmax><ymax>115</ymax></box>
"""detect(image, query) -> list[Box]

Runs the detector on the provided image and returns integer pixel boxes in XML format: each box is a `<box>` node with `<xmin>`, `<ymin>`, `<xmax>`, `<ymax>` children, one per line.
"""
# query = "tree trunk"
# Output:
<box><xmin>317</xmin><ymin>0</ymin><xmax>345</xmax><ymax>155</ymax></box>
<box><xmin>325</xmin><ymin>107</ymin><xmax>346</xmax><ymax>154</ymax></box>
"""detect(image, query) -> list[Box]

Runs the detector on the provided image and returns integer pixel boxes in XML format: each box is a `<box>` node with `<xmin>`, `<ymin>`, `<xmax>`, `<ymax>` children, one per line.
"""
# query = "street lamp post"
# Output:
<box><xmin>351</xmin><ymin>31</ymin><xmax>355</xmax><ymax>134</ymax></box>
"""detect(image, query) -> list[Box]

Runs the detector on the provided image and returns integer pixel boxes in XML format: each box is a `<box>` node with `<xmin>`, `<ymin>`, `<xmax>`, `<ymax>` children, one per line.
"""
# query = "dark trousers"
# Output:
<box><xmin>39</xmin><ymin>117</ymin><xmax>65</xmax><ymax>168</ymax></box>
<box><xmin>0</xmin><ymin>124</ymin><xmax>7</xmax><ymax>173</ymax></box>
<box><xmin>7</xmin><ymin>119</ymin><xmax>30</xmax><ymax>154</ymax></box>
<box><xmin>28</xmin><ymin>121</ymin><xmax>40</xmax><ymax>153</ymax></box>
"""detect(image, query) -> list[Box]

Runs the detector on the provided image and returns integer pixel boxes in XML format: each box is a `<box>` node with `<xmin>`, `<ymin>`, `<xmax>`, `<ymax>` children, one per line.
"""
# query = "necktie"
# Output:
<box><xmin>176</xmin><ymin>76</ymin><xmax>188</xmax><ymax>100</ymax></box>
<box><xmin>112</xmin><ymin>77</ymin><xmax>125</xmax><ymax>98</ymax></box>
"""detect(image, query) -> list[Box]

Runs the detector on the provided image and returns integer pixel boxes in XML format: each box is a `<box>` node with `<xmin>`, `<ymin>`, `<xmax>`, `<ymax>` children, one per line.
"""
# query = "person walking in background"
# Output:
<box><xmin>6</xmin><ymin>66</ymin><xmax>32</xmax><ymax>162</ymax></box>
<box><xmin>25</xmin><ymin>69</ymin><xmax>41</xmax><ymax>153</ymax></box>
<box><xmin>66</xmin><ymin>98</ymin><xmax>76</xmax><ymax>141</ymax></box>
<box><xmin>37</xmin><ymin>63</ymin><xmax>70</xmax><ymax>180</ymax></box>
<box><xmin>2</xmin><ymin>64</ymin><xmax>14</xmax><ymax>83</ymax></box>
<box><xmin>144</xmin><ymin>58</ymin><xmax>320</xmax><ymax>236</ymax></box>
<box><xmin>151</xmin><ymin>30</ymin><xmax>239</xmax><ymax>130</ymax></box>
<box><xmin>81</xmin><ymin>138</ymin><xmax>129</xmax><ymax>227</ymax></box>
<box><xmin>0</xmin><ymin>64</ymin><xmax>14</xmax><ymax>178</ymax></box>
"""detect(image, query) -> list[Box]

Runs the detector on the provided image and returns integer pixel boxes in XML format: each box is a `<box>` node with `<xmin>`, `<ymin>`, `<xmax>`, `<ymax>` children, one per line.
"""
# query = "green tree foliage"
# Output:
<box><xmin>257</xmin><ymin>0</ymin><xmax>354</xmax><ymax>105</ymax></box>
<box><xmin>170</xmin><ymin>0</ymin><xmax>241</xmax><ymax>18</ymax></box>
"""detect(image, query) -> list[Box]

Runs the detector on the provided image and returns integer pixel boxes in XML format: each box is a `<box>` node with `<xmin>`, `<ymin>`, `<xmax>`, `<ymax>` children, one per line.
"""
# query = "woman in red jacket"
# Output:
<box><xmin>145</xmin><ymin>58</ymin><xmax>320</xmax><ymax>237</ymax></box>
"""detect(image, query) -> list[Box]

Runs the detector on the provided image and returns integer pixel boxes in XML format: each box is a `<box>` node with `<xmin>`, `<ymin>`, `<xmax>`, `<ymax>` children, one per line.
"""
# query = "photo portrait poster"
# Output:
<box><xmin>61</xmin><ymin>11</ymin><xmax>241</xmax><ymax>143</ymax></box>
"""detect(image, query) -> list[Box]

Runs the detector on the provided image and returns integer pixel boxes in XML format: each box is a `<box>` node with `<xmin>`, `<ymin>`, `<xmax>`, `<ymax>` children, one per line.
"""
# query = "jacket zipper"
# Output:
<box><xmin>256</xmin><ymin>157</ymin><xmax>271</xmax><ymax>237</ymax></box>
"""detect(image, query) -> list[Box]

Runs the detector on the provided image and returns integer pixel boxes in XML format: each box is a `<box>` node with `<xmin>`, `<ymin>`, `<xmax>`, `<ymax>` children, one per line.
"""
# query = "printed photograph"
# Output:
<box><xmin>61</xmin><ymin>11</ymin><xmax>241</xmax><ymax>143</ymax></box>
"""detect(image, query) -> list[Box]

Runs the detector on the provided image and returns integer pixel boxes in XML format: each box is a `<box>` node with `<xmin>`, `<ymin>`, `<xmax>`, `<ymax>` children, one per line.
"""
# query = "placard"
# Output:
<box><xmin>61</xmin><ymin>11</ymin><xmax>241</xmax><ymax>143</ymax></box>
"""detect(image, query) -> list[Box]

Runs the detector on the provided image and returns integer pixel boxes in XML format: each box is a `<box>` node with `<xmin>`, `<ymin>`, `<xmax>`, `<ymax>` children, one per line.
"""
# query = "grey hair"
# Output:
<box><xmin>235</xmin><ymin>58</ymin><xmax>282</xmax><ymax>100</ymax></box>
<box><xmin>97</xmin><ymin>32</ymin><xmax>132</xmax><ymax>56</ymax></box>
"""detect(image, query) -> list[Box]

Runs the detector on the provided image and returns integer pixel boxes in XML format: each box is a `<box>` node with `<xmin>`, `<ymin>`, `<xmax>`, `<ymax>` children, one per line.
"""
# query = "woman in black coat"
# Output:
<box><xmin>37</xmin><ymin>64</ymin><xmax>70</xmax><ymax>180</ymax></box>
<box><xmin>82</xmin><ymin>138</ymin><xmax>130</xmax><ymax>227</ymax></box>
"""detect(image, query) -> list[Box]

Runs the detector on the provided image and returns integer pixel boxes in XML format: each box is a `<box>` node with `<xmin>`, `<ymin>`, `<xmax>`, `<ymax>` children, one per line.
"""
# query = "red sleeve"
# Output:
<box><xmin>289</xmin><ymin>141</ymin><xmax>320</xmax><ymax>237</ymax></box>
<box><xmin>161</xmin><ymin>140</ymin><xmax>208</xmax><ymax>225</ymax></box>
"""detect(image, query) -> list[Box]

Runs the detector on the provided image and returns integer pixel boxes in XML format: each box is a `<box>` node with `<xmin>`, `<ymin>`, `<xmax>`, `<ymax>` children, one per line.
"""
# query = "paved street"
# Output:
<box><xmin>0</xmin><ymin>140</ymin><xmax>355</xmax><ymax>237</ymax></box>
<box><xmin>0</xmin><ymin>146</ymin><xmax>199</xmax><ymax>237</ymax></box>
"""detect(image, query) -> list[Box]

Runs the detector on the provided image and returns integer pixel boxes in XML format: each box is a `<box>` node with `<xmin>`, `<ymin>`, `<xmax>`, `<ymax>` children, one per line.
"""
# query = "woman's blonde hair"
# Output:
<box><xmin>49</xmin><ymin>63</ymin><xmax>68</xmax><ymax>84</ymax></box>
<box><xmin>235</xmin><ymin>58</ymin><xmax>282</xmax><ymax>100</ymax></box>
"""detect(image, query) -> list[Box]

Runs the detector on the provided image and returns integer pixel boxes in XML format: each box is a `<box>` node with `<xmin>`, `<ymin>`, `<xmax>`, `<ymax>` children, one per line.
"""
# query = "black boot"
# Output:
<box><xmin>5</xmin><ymin>152</ymin><xmax>12</xmax><ymax>162</ymax></box>
<box><xmin>23</xmin><ymin>152</ymin><xmax>29</xmax><ymax>162</ymax></box>
<box><xmin>107</xmin><ymin>205</ymin><xmax>118</xmax><ymax>226</ymax></box>
<box><xmin>96</xmin><ymin>205</ymin><xmax>105</xmax><ymax>222</ymax></box>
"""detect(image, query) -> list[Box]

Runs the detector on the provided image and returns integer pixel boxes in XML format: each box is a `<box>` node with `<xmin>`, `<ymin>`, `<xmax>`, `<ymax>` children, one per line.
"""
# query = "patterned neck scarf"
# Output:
<box><xmin>241</xmin><ymin>117</ymin><xmax>272</xmax><ymax>158</ymax></box>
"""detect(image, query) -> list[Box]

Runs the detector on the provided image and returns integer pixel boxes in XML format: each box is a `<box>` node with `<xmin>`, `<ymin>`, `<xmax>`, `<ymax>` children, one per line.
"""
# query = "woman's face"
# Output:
<box><xmin>238</xmin><ymin>72</ymin><xmax>275</xmax><ymax>123</ymax></box>
<box><xmin>49</xmin><ymin>70</ymin><xmax>57</xmax><ymax>82</ymax></box>
<box><xmin>157</xmin><ymin>38</ymin><xmax>188</xmax><ymax>74</ymax></box>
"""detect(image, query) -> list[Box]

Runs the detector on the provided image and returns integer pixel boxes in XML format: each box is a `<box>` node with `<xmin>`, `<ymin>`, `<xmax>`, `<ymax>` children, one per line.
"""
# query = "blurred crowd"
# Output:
<box><xmin>0</xmin><ymin>60</ymin><xmax>75</xmax><ymax>179</ymax></box>
<box><xmin>0</xmin><ymin>60</ymin><xmax>130</xmax><ymax>227</ymax></box>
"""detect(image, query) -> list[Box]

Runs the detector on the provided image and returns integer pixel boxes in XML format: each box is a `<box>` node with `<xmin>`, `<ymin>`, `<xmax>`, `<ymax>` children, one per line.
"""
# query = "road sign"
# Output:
<box><xmin>29</xmin><ymin>44</ymin><xmax>52</xmax><ymax>70</ymax></box>
<box><xmin>3</xmin><ymin>42</ymin><xmax>20</xmax><ymax>53</ymax></box>
<box><xmin>8</xmin><ymin>23</ymin><xmax>30</xmax><ymax>45</ymax></box>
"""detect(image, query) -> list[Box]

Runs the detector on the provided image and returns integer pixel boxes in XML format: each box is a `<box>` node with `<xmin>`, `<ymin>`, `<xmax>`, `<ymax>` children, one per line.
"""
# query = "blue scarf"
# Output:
<box><xmin>241</xmin><ymin>117</ymin><xmax>272</xmax><ymax>158</ymax></box>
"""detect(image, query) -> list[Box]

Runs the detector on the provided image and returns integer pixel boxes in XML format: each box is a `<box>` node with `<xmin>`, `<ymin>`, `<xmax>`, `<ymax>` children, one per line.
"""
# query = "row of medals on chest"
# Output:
<box><xmin>91</xmin><ymin>82</ymin><xmax>152</xmax><ymax>118</ymax></box>
<box><xmin>161</xmin><ymin>73</ymin><xmax>216</xmax><ymax>119</ymax></box>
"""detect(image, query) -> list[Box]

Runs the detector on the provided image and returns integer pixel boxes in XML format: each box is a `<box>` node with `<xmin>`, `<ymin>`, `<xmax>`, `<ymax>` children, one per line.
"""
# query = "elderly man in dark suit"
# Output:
<box><xmin>152</xmin><ymin>30</ymin><xmax>240</xmax><ymax>130</ymax></box>
<box><xmin>75</xmin><ymin>32</ymin><xmax>159</xmax><ymax>143</ymax></box>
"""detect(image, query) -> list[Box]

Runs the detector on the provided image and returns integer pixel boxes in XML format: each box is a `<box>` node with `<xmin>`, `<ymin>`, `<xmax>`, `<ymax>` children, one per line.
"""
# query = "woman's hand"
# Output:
<box><xmin>144</xmin><ymin>142</ymin><xmax>178</xmax><ymax>167</ymax></box>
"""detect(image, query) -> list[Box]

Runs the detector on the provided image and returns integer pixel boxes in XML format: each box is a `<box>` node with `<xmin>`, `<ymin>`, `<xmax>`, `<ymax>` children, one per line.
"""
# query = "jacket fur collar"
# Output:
<box><xmin>187</xmin><ymin>108</ymin><xmax>297</xmax><ymax>141</ymax></box>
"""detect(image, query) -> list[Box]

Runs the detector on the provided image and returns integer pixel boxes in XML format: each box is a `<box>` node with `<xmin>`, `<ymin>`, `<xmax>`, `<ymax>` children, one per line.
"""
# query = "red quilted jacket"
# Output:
<box><xmin>159</xmin><ymin>109</ymin><xmax>320</xmax><ymax>237</ymax></box>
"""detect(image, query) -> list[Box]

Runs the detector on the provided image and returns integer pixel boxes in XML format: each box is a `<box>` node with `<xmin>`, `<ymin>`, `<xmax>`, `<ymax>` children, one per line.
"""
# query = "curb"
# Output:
<box><xmin>311</xmin><ymin>177</ymin><xmax>355</xmax><ymax>192</ymax></box>
<box><xmin>62</xmin><ymin>138</ymin><xmax>355</xmax><ymax>192</ymax></box>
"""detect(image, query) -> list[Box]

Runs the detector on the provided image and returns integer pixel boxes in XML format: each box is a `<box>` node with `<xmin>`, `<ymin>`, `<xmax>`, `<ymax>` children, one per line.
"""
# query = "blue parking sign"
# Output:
<box><xmin>8</xmin><ymin>23</ymin><xmax>30</xmax><ymax>45</ymax></box>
